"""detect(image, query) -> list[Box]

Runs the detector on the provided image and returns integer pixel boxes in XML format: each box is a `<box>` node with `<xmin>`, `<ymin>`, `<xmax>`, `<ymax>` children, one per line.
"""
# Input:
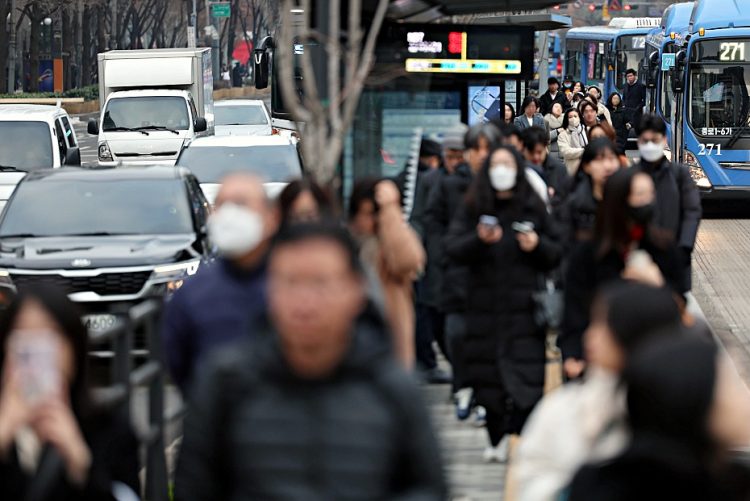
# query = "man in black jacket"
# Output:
<box><xmin>175</xmin><ymin>224</ymin><xmax>446</xmax><ymax>501</ymax></box>
<box><xmin>635</xmin><ymin>114</ymin><xmax>702</xmax><ymax>292</ymax></box>
<box><xmin>623</xmin><ymin>68</ymin><xmax>647</xmax><ymax>131</ymax></box>
<box><xmin>521</xmin><ymin>126</ymin><xmax>570</xmax><ymax>208</ymax></box>
<box><xmin>539</xmin><ymin>77</ymin><xmax>569</xmax><ymax>116</ymax></box>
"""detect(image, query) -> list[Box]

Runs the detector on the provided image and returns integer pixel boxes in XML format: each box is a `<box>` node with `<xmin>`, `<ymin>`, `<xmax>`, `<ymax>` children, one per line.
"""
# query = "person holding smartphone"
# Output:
<box><xmin>0</xmin><ymin>285</ymin><xmax>139</xmax><ymax>500</ymax></box>
<box><xmin>445</xmin><ymin>145</ymin><xmax>562</xmax><ymax>463</ymax></box>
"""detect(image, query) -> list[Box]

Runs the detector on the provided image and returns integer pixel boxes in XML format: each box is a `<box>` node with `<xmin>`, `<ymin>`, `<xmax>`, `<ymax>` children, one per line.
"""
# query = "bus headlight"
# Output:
<box><xmin>152</xmin><ymin>260</ymin><xmax>200</xmax><ymax>293</ymax></box>
<box><xmin>98</xmin><ymin>142</ymin><xmax>113</xmax><ymax>162</ymax></box>
<box><xmin>684</xmin><ymin>150</ymin><xmax>712</xmax><ymax>189</ymax></box>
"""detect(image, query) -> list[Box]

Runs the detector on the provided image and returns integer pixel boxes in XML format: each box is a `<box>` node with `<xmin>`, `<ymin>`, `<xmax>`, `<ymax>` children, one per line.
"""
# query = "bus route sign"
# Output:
<box><xmin>662</xmin><ymin>53</ymin><xmax>676</xmax><ymax>71</ymax></box>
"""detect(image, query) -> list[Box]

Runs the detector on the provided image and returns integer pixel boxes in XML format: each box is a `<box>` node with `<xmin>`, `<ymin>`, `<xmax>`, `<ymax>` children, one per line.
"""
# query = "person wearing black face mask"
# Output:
<box><xmin>559</xmin><ymin>168</ymin><xmax>685</xmax><ymax>380</ymax></box>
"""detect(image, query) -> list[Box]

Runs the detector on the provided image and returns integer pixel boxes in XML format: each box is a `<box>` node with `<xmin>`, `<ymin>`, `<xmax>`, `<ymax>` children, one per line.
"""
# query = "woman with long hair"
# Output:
<box><xmin>558</xmin><ymin>138</ymin><xmax>622</xmax><ymax>250</ymax></box>
<box><xmin>569</xmin><ymin>335</ymin><xmax>750</xmax><ymax>500</ymax></box>
<box><xmin>513</xmin><ymin>96</ymin><xmax>545</xmax><ymax>131</ymax></box>
<box><xmin>560</xmin><ymin>168</ymin><xmax>684</xmax><ymax>380</ymax></box>
<box><xmin>588</xmin><ymin>123</ymin><xmax>629</xmax><ymax>167</ymax></box>
<box><xmin>558</xmin><ymin>108</ymin><xmax>589</xmax><ymax>176</ymax></box>
<box><xmin>278</xmin><ymin>178</ymin><xmax>333</xmax><ymax>225</ymax></box>
<box><xmin>607</xmin><ymin>92</ymin><xmax>629</xmax><ymax>152</ymax></box>
<box><xmin>446</xmin><ymin>145</ymin><xmax>562</xmax><ymax>463</ymax></box>
<box><xmin>0</xmin><ymin>286</ymin><xmax>139</xmax><ymax>499</ymax></box>
<box><xmin>503</xmin><ymin>103</ymin><xmax>516</xmax><ymax>125</ymax></box>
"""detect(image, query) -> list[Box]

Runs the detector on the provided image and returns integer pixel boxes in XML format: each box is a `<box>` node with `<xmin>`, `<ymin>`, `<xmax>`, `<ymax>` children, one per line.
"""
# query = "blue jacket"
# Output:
<box><xmin>162</xmin><ymin>258</ymin><xmax>267</xmax><ymax>394</ymax></box>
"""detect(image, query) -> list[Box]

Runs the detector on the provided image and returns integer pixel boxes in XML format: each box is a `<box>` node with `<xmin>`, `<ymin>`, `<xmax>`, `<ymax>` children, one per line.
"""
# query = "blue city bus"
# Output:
<box><xmin>644</xmin><ymin>2</ymin><xmax>694</xmax><ymax>140</ymax></box>
<box><xmin>564</xmin><ymin>17</ymin><xmax>661</xmax><ymax>98</ymax></box>
<box><xmin>670</xmin><ymin>0</ymin><xmax>750</xmax><ymax>196</ymax></box>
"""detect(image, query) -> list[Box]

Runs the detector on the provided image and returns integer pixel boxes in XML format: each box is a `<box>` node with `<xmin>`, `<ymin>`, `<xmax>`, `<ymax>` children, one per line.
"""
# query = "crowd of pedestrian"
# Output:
<box><xmin>3</xmin><ymin>69</ymin><xmax>750</xmax><ymax>501</ymax></box>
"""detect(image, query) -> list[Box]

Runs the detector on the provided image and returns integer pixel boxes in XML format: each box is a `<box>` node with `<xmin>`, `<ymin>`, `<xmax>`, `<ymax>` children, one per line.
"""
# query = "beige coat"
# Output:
<box><xmin>558</xmin><ymin>125</ymin><xmax>589</xmax><ymax>176</ymax></box>
<box><xmin>361</xmin><ymin>203</ymin><xmax>425</xmax><ymax>368</ymax></box>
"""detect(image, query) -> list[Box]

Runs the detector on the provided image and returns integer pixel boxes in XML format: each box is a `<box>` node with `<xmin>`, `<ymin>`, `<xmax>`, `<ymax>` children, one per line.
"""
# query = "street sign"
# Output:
<box><xmin>187</xmin><ymin>26</ymin><xmax>196</xmax><ymax>48</ymax></box>
<box><xmin>608</xmin><ymin>0</ymin><xmax>623</xmax><ymax>11</ymax></box>
<box><xmin>210</xmin><ymin>2</ymin><xmax>231</xmax><ymax>18</ymax></box>
<box><xmin>662</xmin><ymin>53</ymin><xmax>676</xmax><ymax>71</ymax></box>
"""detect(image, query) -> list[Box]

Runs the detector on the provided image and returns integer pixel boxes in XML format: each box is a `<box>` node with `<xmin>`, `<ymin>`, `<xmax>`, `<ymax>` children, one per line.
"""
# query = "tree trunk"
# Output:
<box><xmin>82</xmin><ymin>4</ymin><xmax>92</xmax><ymax>86</ymax></box>
<box><xmin>63</xmin><ymin>7</ymin><xmax>75</xmax><ymax>90</ymax></box>
<box><xmin>0</xmin><ymin>2</ymin><xmax>10</xmax><ymax>94</ymax></box>
<box><xmin>29</xmin><ymin>14</ymin><xmax>41</xmax><ymax>92</ymax></box>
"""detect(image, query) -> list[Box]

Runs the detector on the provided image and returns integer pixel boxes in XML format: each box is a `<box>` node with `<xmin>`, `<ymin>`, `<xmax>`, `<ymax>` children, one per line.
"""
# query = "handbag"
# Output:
<box><xmin>532</xmin><ymin>277</ymin><xmax>564</xmax><ymax>331</ymax></box>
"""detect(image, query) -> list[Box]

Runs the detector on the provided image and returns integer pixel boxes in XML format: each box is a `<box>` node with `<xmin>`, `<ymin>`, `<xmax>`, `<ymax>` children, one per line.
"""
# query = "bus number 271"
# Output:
<box><xmin>698</xmin><ymin>144</ymin><xmax>722</xmax><ymax>156</ymax></box>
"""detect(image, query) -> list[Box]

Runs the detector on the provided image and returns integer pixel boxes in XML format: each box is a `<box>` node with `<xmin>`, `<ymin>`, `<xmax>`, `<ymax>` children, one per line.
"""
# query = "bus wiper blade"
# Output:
<box><xmin>133</xmin><ymin>125</ymin><xmax>180</xmax><ymax>135</ymax></box>
<box><xmin>727</xmin><ymin>115</ymin><xmax>750</xmax><ymax>149</ymax></box>
<box><xmin>103</xmin><ymin>126</ymin><xmax>150</xmax><ymax>136</ymax></box>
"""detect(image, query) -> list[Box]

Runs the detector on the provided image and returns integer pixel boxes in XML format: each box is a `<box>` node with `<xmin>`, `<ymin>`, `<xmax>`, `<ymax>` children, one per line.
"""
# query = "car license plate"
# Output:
<box><xmin>83</xmin><ymin>314</ymin><xmax>118</xmax><ymax>333</ymax></box>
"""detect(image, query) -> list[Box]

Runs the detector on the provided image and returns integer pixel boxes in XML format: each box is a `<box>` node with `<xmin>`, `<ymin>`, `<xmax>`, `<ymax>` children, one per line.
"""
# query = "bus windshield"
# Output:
<box><xmin>689</xmin><ymin>67</ymin><xmax>750</xmax><ymax>133</ymax></box>
<box><xmin>689</xmin><ymin>40</ymin><xmax>750</xmax><ymax>135</ymax></box>
<box><xmin>616</xmin><ymin>35</ymin><xmax>647</xmax><ymax>90</ymax></box>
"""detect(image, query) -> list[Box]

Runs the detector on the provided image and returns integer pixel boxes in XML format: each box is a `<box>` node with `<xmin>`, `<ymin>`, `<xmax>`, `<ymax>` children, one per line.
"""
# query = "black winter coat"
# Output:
<box><xmin>412</xmin><ymin>167</ymin><xmax>449</xmax><ymax>307</ymax></box>
<box><xmin>539</xmin><ymin>154</ymin><xmax>570</xmax><ymax>208</ymax></box>
<box><xmin>557</xmin><ymin>176</ymin><xmax>599</xmax><ymax>252</ymax></box>
<box><xmin>622</xmin><ymin>79</ymin><xmax>647</xmax><ymax>125</ymax></box>
<box><xmin>175</xmin><ymin>308</ymin><xmax>447</xmax><ymax>501</ymax></box>
<box><xmin>445</xmin><ymin>196</ymin><xmax>562</xmax><ymax>412</ymax></box>
<box><xmin>568</xmin><ymin>439</ymin><xmax>750</xmax><ymax>501</ymax></box>
<box><xmin>635</xmin><ymin>158</ymin><xmax>702</xmax><ymax>291</ymax></box>
<box><xmin>539</xmin><ymin>90</ymin><xmax>568</xmax><ymax>116</ymax></box>
<box><xmin>0</xmin><ymin>411</ymin><xmax>139</xmax><ymax>501</ymax></box>
<box><xmin>560</xmin><ymin>239</ymin><xmax>684</xmax><ymax>361</ymax></box>
<box><xmin>426</xmin><ymin>164</ymin><xmax>474</xmax><ymax>313</ymax></box>
<box><xmin>608</xmin><ymin>105</ymin><xmax>629</xmax><ymax>152</ymax></box>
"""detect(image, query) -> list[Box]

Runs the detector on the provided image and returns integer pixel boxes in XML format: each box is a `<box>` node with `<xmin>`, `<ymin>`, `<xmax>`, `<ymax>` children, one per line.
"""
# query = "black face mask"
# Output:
<box><xmin>629</xmin><ymin>203</ymin><xmax>655</xmax><ymax>225</ymax></box>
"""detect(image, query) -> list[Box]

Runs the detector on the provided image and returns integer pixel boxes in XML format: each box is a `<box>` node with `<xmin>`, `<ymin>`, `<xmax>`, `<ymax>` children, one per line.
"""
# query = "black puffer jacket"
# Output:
<box><xmin>175</xmin><ymin>308</ymin><xmax>447</xmax><ymax>501</ymax></box>
<box><xmin>557</xmin><ymin>176</ymin><xmax>599</xmax><ymax>252</ymax></box>
<box><xmin>425</xmin><ymin>164</ymin><xmax>474</xmax><ymax>313</ymax></box>
<box><xmin>445</xmin><ymin>197</ymin><xmax>562</xmax><ymax>412</ymax></box>
<box><xmin>608</xmin><ymin>104</ymin><xmax>628</xmax><ymax>152</ymax></box>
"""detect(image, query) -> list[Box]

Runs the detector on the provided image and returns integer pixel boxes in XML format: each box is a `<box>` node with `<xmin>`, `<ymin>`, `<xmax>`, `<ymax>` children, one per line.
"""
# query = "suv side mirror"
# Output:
<box><xmin>65</xmin><ymin>146</ymin><xmax>81</xmax><ymax>166</ymax></box>
<box><xmin>87</xmin><ymin>119</ymin><xmax>98</xmax><ymax>135</ymax></box>
<box><xmin>194</xmin><ymin>117</ymin><xmax>207</xmax><ymax>133</ymax></box>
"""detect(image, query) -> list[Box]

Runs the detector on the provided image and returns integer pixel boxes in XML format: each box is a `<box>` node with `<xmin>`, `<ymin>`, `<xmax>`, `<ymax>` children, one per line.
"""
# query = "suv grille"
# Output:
<box><xmin>10</xmin><ymin>272</ymin><xmax>152</xmax><ymax>296</ymax></box>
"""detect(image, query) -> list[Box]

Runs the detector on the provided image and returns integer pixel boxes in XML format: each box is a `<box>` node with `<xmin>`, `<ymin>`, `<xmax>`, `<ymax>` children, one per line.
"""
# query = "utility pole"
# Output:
<box><xmin>188</xmin><ymin>0</ymin><xmax>197</xmax><ymax>48</ymax></box>
<box><xmin>7</xmin><ymin>0</ymin><xmax>17</xmax><ymax>92</ymax></box>
<box><xmin>76</xmin><ymin>0</ymin><xmax>83</xmax><ymax>87</ymax></box>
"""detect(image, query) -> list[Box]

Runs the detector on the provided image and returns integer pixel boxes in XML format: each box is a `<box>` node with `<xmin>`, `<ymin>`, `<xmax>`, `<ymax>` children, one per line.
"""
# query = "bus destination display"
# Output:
<box><xmin>692</xmin><ymin>40</ymin><xmax>750</xmax><ymax>62</ymax></box>
<box><xmin>377</xmin><ymin>24</ymin><xmax>534</xmax><ymax>79</ymax></box>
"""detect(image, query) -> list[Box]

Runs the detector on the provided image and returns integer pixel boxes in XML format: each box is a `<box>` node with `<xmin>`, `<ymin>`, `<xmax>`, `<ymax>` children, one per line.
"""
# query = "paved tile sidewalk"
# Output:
<box><xmin>422</xmin><ymin>383</ymin><xmax>506</xmax><ymax>500</ymax></box>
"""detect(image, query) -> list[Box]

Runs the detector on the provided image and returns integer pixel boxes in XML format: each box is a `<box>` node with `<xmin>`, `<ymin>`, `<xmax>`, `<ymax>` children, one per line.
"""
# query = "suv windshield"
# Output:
<box><xmin>215</xmin><ymin>105</ymin><xmax>268</xmax><ymax>126</ymax></box>
<box><xmin>103</xmin><ymin>96</ymin><xmax>190</xmax><ymax>131</ymax></box>
<box><xmin>0</xmin><ymin>178</ymin><xmax>193</xmax><ymax>237</ymax></box>
<box><xmin>177</xmin><ymin>145</ymin><xmax>302</xmax><ymax>183</ymax></box>
<box><xmin>0</xmin><ymin>122</ymin><xmax>53</xmax><ymax>169</ymax></box>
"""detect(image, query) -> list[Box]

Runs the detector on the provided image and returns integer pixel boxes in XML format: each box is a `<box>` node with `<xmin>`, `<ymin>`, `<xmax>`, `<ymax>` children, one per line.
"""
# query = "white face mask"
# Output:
<box><xmin>208</xmin><ymin>203</ymin><xmax>265</xmax><ymax>257</ymax></box>
<box><xmin>489</xmin><ymin>164</ymin><xmax>517</xmax><ymax>192</ymax></box>
<box><xmin>639</xmin><ymin>141</ymin><xmax>665</xmax><ymax>162</ymax></box>
<box><xmin>568</xmin><ymin>117</ymin><xmax>581</xmax><ymax>129</ymax></box>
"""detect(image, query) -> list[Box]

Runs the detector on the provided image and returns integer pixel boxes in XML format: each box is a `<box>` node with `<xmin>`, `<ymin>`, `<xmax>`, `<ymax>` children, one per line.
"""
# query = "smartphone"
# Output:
<box><xmin>10</xmin><ymin>331</ymin><xmax>60</xmax><ymax>404</ymax></box>
<box><xmin>512</xmin><ymin>221</ymin><xmax>535</xmax><ymax>234</ymax></box>
<box><xmin>479</xmin><ymin>215</ymin><xmax>500</xmax><ymax>228</ymax></box>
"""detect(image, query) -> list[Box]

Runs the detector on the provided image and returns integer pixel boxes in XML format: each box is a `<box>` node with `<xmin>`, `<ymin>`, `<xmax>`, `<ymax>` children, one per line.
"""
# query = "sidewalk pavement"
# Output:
<box><xmin>423</xmin><ymin>382</ymin><xmax>506</xmax><ymax>500</ymax></box>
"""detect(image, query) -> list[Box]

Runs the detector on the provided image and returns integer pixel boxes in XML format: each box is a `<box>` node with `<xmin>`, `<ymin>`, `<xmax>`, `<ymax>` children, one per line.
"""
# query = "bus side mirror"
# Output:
<box><xmin>671</xmin><ymin>50</ymin><xmax>687</xmax><ymax>93</ymax></box>
<box><xmin>254</xmin><ymin>50</ymin><xmax>269</xmax><ymax>89</ymax></box>
<box><xmin>646</xmin><ymin>51</ymin><xmax>659</xmax><ymax>89</ymax></box>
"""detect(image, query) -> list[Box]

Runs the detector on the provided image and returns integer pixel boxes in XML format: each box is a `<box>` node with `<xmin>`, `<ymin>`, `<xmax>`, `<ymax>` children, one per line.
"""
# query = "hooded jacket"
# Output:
<box><xmin>175</xmin><ymin>307</ymin><xmax>447</xmax><ymax>501</ymax></box>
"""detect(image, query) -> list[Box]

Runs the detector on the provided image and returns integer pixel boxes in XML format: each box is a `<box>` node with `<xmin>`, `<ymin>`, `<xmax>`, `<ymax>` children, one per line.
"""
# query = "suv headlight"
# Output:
<box><xmin>684</xmin><ymin>150</ymin><xmax>712</xmax><ymax>189</ymax></box>
<box><xmin>98</xmin><ymin>142</ymin><xmax>113</xmax><ymax>162</ymax></box>
<box><xmin>152</xmin><ymin>260</ymin><xmax>200</xmax><ymax>292</ymax></box>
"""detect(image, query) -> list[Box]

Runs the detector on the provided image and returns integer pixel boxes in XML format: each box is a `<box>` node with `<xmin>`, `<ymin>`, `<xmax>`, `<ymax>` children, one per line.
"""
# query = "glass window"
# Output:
<box><xmin>176</xmin><ymin>145</ymin><xmax>302</xmax><ymax>183</ymax></box>
<box><xmin>616</xmin><ymin>36</ymin><xmax>647</xmax><ymax>90</ymax></box>
<box><xmin>54</xmin><ymin>119</ymin><xmax>67</xmax><ymax>159</ymax></box>
<box><xmin>0</xmin><ymin>122</ymin><xmax>54</xmax><ymax>169</ymax></box>
<box><xmin>215</xmin><ymin>105</ymin><xmax>269</xmax><ymax>126</ymax></box>
<box><xmin>60</xmin><ymin>117</ymin><xmax>76</xmax><ymax>147</ymax></box>
<box><xmin>102</xmin><ymin>96</ymin><xmax>190</xmax><ymax>131</ymax></box>
<box><xmin>689</xmin><ymin>64</ymin><xmax>750</xmax><ymax>132</ymax></box>
<box><xmin>0</xmin><ymin>179</ymin><xmax>193</xmax><ymax>237</ymax></box>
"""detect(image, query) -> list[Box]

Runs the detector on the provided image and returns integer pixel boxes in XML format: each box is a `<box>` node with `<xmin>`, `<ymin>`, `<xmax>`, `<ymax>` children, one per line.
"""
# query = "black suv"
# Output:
<box><xmin>0</xmin><ymin>167</ymin><xmax>212</xmax><ymax>346</ymax></box>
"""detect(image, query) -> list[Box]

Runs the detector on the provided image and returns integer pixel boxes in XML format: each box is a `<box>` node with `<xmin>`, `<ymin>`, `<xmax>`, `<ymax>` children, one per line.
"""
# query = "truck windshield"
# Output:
<box><xmin>689</xmin><ymin>64</ymin><xmax>750</xmax><ymax>134</ymax></box>
<box><xmin>215</xmin><ymin>105</ymin><xmax>268</xmax><ymax>126</ymax></box>
<box><xmin>177</xmin><ymin>145</ymin><xmax>302</xmax><ymax>183</ymax></box>
<box><xmin>0</xmin><ymin>179</ymin><xmax>193</xmax><ymax>237</ymax></box>
<box><xmin>0</xmin><ymin>122</ymin><xmax>53</xmax><ymax>169</ymax></box>
<box><xmin>103</xmin><ymin>96</ymin><xmax>190</xmax><ymax>131</ymax></box>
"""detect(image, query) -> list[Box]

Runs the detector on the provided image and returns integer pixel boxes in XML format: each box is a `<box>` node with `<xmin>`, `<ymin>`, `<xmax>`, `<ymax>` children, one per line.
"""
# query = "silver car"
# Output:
<box><xmin>214</xmin><ymin>99</ymin><xmax>272</xmax><ymax>136</ymax></box>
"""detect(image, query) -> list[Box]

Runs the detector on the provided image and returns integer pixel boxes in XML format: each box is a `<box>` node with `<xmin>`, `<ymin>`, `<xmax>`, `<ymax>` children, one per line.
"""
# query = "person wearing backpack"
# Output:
<box><xmin>634</xmin><ymin>114</ymin><xmax>702</xmax><ymax>294</ymax></box>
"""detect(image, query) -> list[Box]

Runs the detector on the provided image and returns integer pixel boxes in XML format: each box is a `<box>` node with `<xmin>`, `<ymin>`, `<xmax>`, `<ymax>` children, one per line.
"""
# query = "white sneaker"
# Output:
<box><xmin>472</xmin><ymin>405</ymin><xmax>487</xmax><ymax>427</ymax></box>
<box><xmin>482</xmin><ymin>436</ymin><xmax>510</xmax><ymax>463</ymax></box>
<box><xmin>455</xmin><ymin>388</ymin><xmax>473</xmax><ymax>421</ymax></box>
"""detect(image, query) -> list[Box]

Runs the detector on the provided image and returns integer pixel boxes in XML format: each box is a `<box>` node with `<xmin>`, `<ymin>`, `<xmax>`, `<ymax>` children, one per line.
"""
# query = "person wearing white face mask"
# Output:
<box><xmin>635</xmin><ymin>114</ymin><xmax>702</xmax><ymax>295</ymax></box>
<box><xmin>445</xmin><ymin>146</ymin><xmax>562</xmax><ymax>463</ymax></box>
<box><xmin>162</xmin><ymin>174</ymin><xmax>280</xmax><ymax>395</ymax></box>
<box><xmin>558</xmin><ymin>108</ymin><xmax>589</xmax><ymax>176</ymax></box>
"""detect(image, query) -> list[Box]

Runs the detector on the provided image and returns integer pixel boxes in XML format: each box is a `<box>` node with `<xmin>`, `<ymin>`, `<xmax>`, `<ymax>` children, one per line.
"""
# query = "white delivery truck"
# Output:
<box><xmin>87</xmin><ymin>48</ymin><xmax>214</xmax><ymax>167</ymax></box>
